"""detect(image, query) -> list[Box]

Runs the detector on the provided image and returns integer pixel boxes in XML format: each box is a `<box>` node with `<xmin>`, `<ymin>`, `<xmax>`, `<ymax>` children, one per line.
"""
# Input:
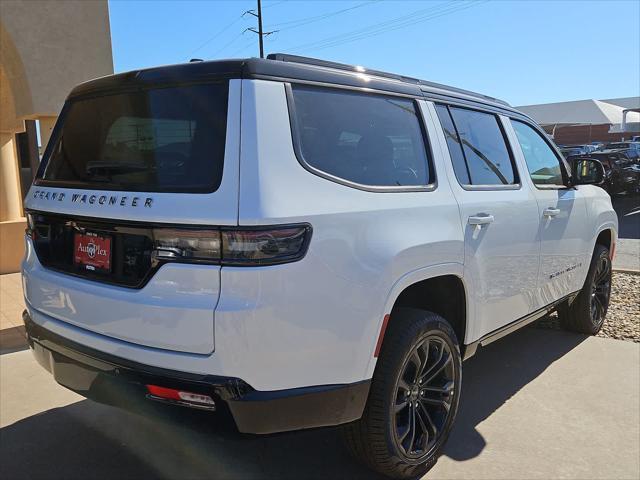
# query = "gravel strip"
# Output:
<box><xmin>535</xmin><ymin>272</ymin><xmax>640</xmax><ymax>343</ymax></box>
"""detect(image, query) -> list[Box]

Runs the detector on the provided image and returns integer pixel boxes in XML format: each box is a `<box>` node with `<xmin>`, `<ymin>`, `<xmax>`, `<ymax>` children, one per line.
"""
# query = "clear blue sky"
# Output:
<box><xmin>108</xmin><ymin>0</ymin><xmax>640</xmax><ymax>106</ymax></box>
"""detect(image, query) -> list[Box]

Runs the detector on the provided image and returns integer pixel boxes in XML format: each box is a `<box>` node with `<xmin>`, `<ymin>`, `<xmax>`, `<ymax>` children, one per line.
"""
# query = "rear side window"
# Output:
<box><xmin>289</xmin><ymin>85</ymin><xmax>433</xmax><ymax>188</ymax></box>
<box><xmin>435</xmin><ymin>104</ymin><xmax>518</xmax><ymax>186</ymax></box>
<box><xmin>38</xmin><ymin>83</ymin><xmax>229</xmax><ymax>193</ymax></box>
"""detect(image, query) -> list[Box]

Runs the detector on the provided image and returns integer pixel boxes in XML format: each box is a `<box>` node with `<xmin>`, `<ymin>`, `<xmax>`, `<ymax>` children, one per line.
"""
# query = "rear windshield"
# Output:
<box><xmin>38</xmin><ymin>82</ymin><xmax>229</xmax><ymax>193</ymax></box>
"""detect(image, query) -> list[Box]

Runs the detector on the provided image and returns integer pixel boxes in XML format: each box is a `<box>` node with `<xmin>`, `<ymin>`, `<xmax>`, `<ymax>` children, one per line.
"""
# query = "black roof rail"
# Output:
<box><xmin>266</xmin><ymin>53</ymin><xmax>510</xmax><ymax>107</ymax></box>
<box><xmin>266</xmin><ymin>53</ymin><xmax>422</xmax><ymax>85</ymax></box>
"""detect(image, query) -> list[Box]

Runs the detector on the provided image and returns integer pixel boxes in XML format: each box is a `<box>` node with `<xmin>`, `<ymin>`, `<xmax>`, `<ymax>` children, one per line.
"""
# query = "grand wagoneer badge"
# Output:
<box><xmin>32</xmin><ymin>190</ymin><xmax>153</xmax><ymax>208</ymax></box>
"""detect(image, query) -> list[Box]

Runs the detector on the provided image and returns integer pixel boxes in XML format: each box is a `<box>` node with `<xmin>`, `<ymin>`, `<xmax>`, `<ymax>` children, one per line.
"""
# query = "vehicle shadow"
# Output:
<box><xmin>0</xmin><ymin>327</ymin><xmax>587</xmax><ymax>480</ymax></box>
<box><xmin>0</xmin><ymin>325</ymin><xmax>28</xmax><ymax>355</ymax></box>
<box><xmin>442</xmin><ymin>325</ymin><xmax>587</xmax><ymax>461</ymax></box>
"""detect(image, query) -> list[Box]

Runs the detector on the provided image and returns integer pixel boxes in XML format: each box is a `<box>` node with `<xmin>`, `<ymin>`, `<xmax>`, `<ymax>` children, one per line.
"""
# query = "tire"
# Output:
<box><xmin>343</xmin><ymin>308</ymin><xmax>462</xmax><ymax>479</ymax></box>
<box><xmin>558</xmin><ymin>244</ymin><xmax>612</xmax><ymax>335</ymax></box>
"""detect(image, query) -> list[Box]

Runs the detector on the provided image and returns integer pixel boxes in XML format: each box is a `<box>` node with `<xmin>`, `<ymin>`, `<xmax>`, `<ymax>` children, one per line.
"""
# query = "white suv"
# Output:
<box><xmin>22</xmin><ymin>54</ymin><xmax>617</xmax><ymax>478</ymax></box>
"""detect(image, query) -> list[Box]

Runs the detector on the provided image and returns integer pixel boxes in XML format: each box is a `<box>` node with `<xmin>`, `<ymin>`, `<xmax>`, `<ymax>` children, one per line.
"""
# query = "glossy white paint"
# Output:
<box><xmin>23</xmin><ymin>237</ymin><xmax>219</xmax><ymax>354</ymax></box>
<box><xmin>228</xmin><ymin>81</ymin><xmax>464</xmax><ymax>388</ymax></box>
<box><xmin>502</xmin><ymin>119</ymin><xmax>614</xmax><ymax>306</ymax></box>
<box><xmin>425</xmin><ymin>103</ymin><xmax>541</xmax><ymax>342</ymax></box>
<box><xmin>583</xmin><ymin>186</ymin><xmax>618</xmax><ymax>252</ymax></box>
<box><xmin>21</xmin><ymin>77</ymin><xmax>618</xmax><ymax>392</ymax></box>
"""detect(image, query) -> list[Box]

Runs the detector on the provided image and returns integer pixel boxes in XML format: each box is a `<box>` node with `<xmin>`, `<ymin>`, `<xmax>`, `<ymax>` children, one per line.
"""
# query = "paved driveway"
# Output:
<box><xmin>1</xmin><ymin>327</ymin><xmax>638</xmax><ymax>480</ymax></box>
<box><xmin>612</xmin><ymin>195</ymin><xmax>640</xmax><ymax>272</ymax></box>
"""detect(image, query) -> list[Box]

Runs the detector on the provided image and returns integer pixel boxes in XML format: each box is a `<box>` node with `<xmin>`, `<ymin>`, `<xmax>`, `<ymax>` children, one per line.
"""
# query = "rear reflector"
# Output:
<box><xmin>374</xmin><ymin>314</ymin><xmax>391</xmax><ymax>358</ymax></box>
<box><xmin>146</xmin><ymin>384</ymin><xmax>216</xmax><ymax>410</ymax></box>
<box><xmin>610</xmin><ymin>238</ymin><xmax>616</xmax><ymax>261</ymax></box>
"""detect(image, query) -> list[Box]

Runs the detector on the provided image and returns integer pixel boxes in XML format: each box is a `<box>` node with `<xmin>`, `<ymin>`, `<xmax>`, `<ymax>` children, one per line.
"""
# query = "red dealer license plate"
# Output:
<box><xmin>73</xmin><ymin>232</ymin><xmax>112</xmax><ymax>272</ymax></box>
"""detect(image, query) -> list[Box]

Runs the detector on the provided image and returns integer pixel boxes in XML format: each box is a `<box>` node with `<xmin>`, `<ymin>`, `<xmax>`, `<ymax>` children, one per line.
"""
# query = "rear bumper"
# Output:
<box><xmin>23</xmin><ymin>310</ymin><xmax>370</xmax><ymax>434</ymax></box>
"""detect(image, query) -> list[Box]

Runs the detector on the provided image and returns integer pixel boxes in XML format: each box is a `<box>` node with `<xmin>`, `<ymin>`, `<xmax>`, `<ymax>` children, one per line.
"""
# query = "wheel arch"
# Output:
<box><xmin>595</xmin><ymin>228</ymin><xmax>613</xmax><ymax>251</ymax></box>
<box><xmin>364</xmin><ymin>263</ymin><xmax>467</xmax><ymax>379</ymax></box>
<box><xmin>593</xmin><ymin>224</ymin><xmax>617</xmax><ymax>259</ymax></box>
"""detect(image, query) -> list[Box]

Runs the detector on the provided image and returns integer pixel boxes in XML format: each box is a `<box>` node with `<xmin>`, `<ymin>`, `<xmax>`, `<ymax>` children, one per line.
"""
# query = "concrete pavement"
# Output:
<box><xmin>615</xmin><ymin>238</ymin><xmax>640</xmax><ymax>272</ymax></box>
<box><xmin>612</xmin><ymin>195</ymin><xmax>640</xmax><ymax>272</ymax></box>
<box><xmin>1</xmin><ymin>327</ymin><xmax>638</xmax><ymax>480</ymax></box>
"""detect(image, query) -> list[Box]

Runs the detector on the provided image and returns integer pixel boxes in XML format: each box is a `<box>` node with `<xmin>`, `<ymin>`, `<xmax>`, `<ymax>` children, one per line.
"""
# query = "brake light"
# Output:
<box><xmin>152</xmin><ymin>224</ymin><xmax>311</xmax><ymax>266</ymax></box>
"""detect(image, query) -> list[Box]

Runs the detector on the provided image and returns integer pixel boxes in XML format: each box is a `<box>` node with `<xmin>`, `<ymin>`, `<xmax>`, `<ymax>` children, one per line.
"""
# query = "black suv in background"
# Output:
<box><xmin>560</xmin><ymin>141</ymin><xmax>640</xmax><ymax>195</ymax></box>
<box><xmin>560</xmin><ymin>145</ymin><xmax>593</xmax><ymax>158</ymax></box>
<box><xmin>604</xmin><ymin>142</ymin><xmax>640</xmax><ymax>160</ymax></box>
<box><xmin>586</xmin><ymin>149</ymin><xmax>639</xmax><ymax>195</ymax></box>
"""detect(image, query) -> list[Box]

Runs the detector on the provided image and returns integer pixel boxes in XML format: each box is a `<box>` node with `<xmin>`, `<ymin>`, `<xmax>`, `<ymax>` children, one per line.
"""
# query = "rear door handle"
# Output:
<box><xmin>543</xmin><ymin>208</ymin><xmax>561</xmax><ymax>218</ymax></box>
<box><xmin>468</xmin><ymin>214</ymin><xmax>495</xmax><ymax>226</ymax></box>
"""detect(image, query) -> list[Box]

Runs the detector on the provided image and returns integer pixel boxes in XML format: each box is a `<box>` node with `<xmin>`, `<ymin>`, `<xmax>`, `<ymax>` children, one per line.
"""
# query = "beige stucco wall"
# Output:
<box><xmin>0</xmin><ymin>0</ymin><xmax>113</xmax><ymax>273</ymax></box>
<box><xmin>1</xmin><ymin>0</ymin><xmax>114</xmax><ymax>127</ymax></box>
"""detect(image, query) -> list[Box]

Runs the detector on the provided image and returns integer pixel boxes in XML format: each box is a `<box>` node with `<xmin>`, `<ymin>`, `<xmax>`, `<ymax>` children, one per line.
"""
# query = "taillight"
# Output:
<box><xmin>25</xmin><ymin>212</ymin><xmax>35</xmax><ymax>238</ymax></box>
<box><xmin>153</xmin><ymin>229</ymin><xmax>221</xmax><ymax>262</ymax></box>
<box><xmin>152</xmin><ymin>224</ymin><xmax>311</xmax><ymax>266</ymax></box>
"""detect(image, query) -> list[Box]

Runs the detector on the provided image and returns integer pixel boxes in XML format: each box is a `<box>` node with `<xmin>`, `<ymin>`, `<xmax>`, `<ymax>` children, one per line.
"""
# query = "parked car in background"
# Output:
<box><xmin>560</xmin><ymin>145</ymin><xmax>592</xmax><ymax>158</ymax></box>
<box><xmin>630</xmin><ymin>136</ymin><xmax>640</xmax><ymax>142</ymax></box>
<box><xmin>604</xmin><ymin>141</ymin><xmax>640</xmax><ymax>159</ymax></box>
<box><xmin>586</xmin><ymin>149</ymin><xmax>640</xmax><ymax>194</ymax></box>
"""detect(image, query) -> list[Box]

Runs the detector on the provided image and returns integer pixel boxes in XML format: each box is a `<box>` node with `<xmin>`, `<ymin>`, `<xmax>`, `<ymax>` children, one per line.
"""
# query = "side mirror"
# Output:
<box><xmin>571</xmin><ymin>158</ymin><xmax>605</xmax><ymax>185</ymax></box>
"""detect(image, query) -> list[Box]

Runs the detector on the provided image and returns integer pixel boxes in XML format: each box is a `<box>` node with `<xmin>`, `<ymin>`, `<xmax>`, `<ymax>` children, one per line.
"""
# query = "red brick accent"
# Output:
<box><xmin>543</xmin><ymin>124</ymin><xmax>640</xmax><ymax>145</ymax></box>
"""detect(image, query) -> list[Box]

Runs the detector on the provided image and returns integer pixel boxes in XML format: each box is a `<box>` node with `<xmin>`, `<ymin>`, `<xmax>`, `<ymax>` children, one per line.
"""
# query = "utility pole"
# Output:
<box><xmin>244</xmin><ymin>0</ymin><xmax>277</xmax><ymax>58</ymax></box>
<box><xmin>257</xmin><ymin>0</ymin><xmax>264</xmax><ymax>59</ymax></box>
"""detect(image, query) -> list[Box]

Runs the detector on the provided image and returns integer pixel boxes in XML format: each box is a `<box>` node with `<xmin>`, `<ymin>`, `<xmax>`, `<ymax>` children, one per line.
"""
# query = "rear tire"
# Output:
<box><xmin>558</xmin><ymin>244</ymin><xmax>612</xmax><ymax>335</ymax></box>
<box><xmin>343</xmin><ymin>308</ymin><xmax>462</xmax><ymax>479</ymax></box>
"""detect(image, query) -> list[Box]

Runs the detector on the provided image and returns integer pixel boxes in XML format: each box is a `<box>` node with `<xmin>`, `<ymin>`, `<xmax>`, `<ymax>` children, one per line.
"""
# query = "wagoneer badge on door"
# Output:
<box><xmin>32</xmin><ymin>190</ymin><xmax>153</xmax><ymax>208</ymax></box>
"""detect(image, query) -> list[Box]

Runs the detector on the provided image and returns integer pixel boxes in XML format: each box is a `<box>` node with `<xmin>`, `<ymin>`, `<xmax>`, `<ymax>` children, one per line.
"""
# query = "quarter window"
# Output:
<box><xmin>434</xmin><ymin>104</ymin><xmax>470</xmax><ymax>185</ymax></box>
<box><xmin>511</xmin><ymin>120</ymin><xmax>565</xmax><ymax>186</ymax></box>
<box><xmin>289</xmin><ymin>85</ymin><xmax>433</xmax><ymax>188</ymax></box>
<box><xmin>447</xmin><ymin>107</ymin><xmax>517</xmax><ymax>186</ymax></box>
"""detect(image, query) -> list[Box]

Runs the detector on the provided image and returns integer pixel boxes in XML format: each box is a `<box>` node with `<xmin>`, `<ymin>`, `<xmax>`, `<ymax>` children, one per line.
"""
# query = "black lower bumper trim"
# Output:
<box><xmin>23</xmin><ymin>310</ymin><xmax>370</xmax><ymax>434</ymax></box>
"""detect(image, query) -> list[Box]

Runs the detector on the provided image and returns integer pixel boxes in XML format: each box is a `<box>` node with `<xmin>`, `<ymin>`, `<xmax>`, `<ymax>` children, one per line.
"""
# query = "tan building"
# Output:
<box><xmin>1</xmin><ymin>0</ymin><xmax>113</xmax><ymax>273</ymax></box>
<box><xmin>516</xmin><ymin>97</ymin><xmax>640</xmax><ymax>145</ymax></box>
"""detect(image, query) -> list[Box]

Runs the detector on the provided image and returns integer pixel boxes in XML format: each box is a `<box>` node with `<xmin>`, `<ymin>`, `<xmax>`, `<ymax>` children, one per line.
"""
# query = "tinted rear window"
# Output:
<box><xmin>289</xmin><ymin>85</ymin><xmax>433</xmax><ymax>188</ymax></box>
<box><xmin>38</xmin><ymin>83</ymin><xmax>229</xmax><ymax>193</ymax></box>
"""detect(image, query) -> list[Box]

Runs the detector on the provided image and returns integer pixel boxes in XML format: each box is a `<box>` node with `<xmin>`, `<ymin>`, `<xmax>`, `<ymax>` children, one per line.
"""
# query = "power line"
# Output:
<box><xmin>228</xmin><ymin>36</ymin><xmax>261</xmax><ymax>57</ymax></box>
<box><xmin>266</xmin><ymin>1</ymin><xmax>378</xmax><ymax>31</ymax></box>
<box><xmin>210</xmin><ymin>31</ymin><xmax>245</xmax><ymax>58</ymax></box>
<box><xmin>262</xmin><ymin>0</ymin><xmax>288</xmax><ymax>9</ymax></box>
<box><xmin>286</xmin><ymin>1</ymin><xmax>487</xmax><ymax>54</ymax></box>
<box><xmin>189</xmin><ymin>3</ymin><xmax>252</xmax><ymax>57</ymax></box>
<box><xmin>284</xmin><ymin>1</ymin><xmax>458</xmax><ymax>52</ymax></box>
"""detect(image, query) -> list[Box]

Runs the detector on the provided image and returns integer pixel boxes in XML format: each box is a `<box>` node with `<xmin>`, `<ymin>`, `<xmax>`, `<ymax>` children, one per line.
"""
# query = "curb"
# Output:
<box><xmin>613</xmin><ymin>268</ymin><xmax>640</xmax><ymax>275</ymax></box>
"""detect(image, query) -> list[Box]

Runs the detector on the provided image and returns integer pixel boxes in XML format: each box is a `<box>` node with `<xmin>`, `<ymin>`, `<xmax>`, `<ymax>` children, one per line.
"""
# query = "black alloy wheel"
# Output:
<box><xmin>589</xmin><ymin>253</ymin><xmax>611</xmax><ymax>328</ymax></box>
<box><xmin>343</xmin><ymin>309</ymin><xmax>462</xmax><ymax>479</ymax></box>
<box><xmin>393</xmin><ymin>336</ymin><xmax>455</xmax><ymax>458</ymax></box>
<box><xmin>558</xmin><ymin>244</ymin><xmax>612</xmax><ymax>335</ymax></box>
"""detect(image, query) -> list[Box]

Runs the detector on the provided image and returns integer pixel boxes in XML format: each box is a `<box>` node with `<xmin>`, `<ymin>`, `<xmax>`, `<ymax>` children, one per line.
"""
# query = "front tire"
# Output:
<box><xmin>343</xmin><ymin>309</ymin><xmax>462</xmax><ymax>479</ymax></box>
<box><xmin>558</xmin><ymin>244</ymin><xmax>612</xmax><ymax>335</ymax></box>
